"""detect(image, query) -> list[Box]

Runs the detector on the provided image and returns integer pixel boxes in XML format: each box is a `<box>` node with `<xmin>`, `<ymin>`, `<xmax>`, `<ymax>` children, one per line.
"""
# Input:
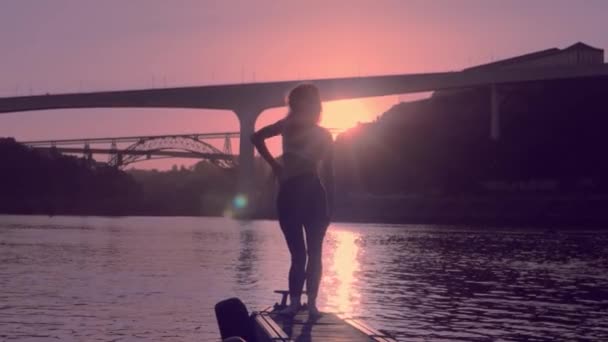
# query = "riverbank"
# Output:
<box><xmin>246</xmin><ymin>193</ymin><xmax>608</xmax><ymax>228</ymax></box>
<box><xmin>3</xmin><ymin>193</ymin><xmax>608</xmax><ymax>228</ymax></box>
<box><xmin>329</xmin><ymin>194</ymin><xmax>608</xmax><ymax>228</ymax></box>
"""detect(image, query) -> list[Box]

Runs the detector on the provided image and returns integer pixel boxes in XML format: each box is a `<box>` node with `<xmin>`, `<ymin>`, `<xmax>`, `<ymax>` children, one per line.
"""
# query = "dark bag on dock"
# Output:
<box><xmin>215</xmin><ymin>297</ymin><xmax>256</xmax><ymax>342</ymax></box>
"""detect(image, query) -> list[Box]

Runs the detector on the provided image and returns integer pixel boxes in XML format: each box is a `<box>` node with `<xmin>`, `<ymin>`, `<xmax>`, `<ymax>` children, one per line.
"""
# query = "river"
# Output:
<box><xmin>0</xmin><ymin>215</ymin><xmax>607</xmax><ymax>341</ymax></box>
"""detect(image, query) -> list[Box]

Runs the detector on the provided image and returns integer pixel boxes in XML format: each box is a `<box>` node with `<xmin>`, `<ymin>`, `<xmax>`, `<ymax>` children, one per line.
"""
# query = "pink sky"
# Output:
<box><xmin>0</xmin><ymin>0</ymin><xmax>606</xmax><ymax>168</ymax></box>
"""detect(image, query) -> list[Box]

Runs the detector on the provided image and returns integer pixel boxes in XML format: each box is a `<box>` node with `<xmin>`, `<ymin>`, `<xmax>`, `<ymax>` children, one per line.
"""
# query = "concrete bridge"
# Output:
<box><xmin>2</xmin><ymin>64</ymin><xmax>608</xmax><ymax>195</ymax></box>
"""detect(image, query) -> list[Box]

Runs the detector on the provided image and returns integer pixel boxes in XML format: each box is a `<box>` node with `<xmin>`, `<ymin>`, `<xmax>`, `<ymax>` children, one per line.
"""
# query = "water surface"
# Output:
<box><xmin>0</xmin><ymin>216</ymin><xmax>607</xmax><ymax>341</ymax></box>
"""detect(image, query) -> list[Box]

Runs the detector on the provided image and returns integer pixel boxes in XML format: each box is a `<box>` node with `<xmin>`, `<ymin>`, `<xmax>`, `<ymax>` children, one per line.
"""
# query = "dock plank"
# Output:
<box><xmin>267</xmin><ymin>311</ymin><xmax>380</xmax><ymax>342</ymax></box>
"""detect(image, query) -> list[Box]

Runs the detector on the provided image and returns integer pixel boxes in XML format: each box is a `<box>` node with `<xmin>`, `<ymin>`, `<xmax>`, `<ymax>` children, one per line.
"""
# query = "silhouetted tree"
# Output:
<box><xmin>0</xmin><ymin>138</ymin><xmax>141</xmax><ymax>215</ymax></box>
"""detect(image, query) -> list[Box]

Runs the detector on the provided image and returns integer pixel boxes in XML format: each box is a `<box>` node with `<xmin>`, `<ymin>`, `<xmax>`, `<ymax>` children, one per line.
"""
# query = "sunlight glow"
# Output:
<box><xmin>322</xmin><ymin>230</ymin><xmax>361</xmax><ymax>315</ymax></box>
<box><xmin>321</xmin><ymin>99</ymin><xmax>372</xmax><ymax>132</ymax></box>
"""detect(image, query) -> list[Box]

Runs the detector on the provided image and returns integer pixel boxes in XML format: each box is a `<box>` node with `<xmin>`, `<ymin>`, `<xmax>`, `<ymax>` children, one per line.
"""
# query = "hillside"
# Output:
<box><xmin>335</xmin><ymin>76</ymin><xmax>608</xmax><ymax>196</ymax></box>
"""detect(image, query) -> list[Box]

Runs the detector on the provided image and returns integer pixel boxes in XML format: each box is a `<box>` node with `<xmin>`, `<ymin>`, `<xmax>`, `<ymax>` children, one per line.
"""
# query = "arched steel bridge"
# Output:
<box><xmin>21</xmin><ymin>132</ymin><xmax>239</xmax><ymax>169</ymax></box>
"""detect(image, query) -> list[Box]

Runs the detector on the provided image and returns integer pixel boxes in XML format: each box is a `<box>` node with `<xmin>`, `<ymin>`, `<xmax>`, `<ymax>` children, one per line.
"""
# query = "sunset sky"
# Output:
<box><xmin>1</xmin><ymin>0</ymin><xmax>607</xmax><ymax>168</ymax></box>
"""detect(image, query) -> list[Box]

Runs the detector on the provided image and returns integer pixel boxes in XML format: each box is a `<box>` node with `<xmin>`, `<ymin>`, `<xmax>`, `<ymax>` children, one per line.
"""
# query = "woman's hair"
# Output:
<box><xmin>287</xmin><ymin>84</ymin><xmax>322</xmax><ymax>124</ymax></box>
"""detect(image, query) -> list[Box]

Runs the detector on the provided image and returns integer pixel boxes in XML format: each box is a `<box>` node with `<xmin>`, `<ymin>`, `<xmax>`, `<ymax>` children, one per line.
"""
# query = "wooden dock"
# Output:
<box><xmin>252</xmin><ymin>292</ymin><xmax>396</xmax><ymax>342</ymax></box>
<box><xmin>215</xmin><ymin>292</ymin><xmax>397</xmax><ymax>341</ymax></box>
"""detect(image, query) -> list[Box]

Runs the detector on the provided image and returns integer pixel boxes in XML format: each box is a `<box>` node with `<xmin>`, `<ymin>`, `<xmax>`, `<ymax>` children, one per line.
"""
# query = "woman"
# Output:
<box><xmin>251</xmin><ymin>84</ymin><xmax>334</xmax><ymax>318</ymax></box>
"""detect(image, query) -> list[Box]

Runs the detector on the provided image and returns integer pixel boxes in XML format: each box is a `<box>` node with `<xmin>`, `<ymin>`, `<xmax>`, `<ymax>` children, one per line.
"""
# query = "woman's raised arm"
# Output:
<box><xmin>250</xmin><ymin>120</ymin><xmax>284</xmax><ymax>176</ymax></box>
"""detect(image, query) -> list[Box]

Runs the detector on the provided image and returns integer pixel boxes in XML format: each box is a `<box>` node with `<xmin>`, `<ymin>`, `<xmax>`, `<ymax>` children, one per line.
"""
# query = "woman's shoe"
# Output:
<box><xmin>276</xmin><ymin>304</ymin><xmax>301</xmax><ymax>316</ymax></box>
<box><xmin>308</xmin><ymin>305</ymin><xmax>322</xmax><ymax>320</ymax></box>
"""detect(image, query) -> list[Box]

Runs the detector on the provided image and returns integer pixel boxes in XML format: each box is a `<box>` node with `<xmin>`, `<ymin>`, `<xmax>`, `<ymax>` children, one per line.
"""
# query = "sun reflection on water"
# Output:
<box><xmin>321</xmin><ymin>229</ymin><xmax>361</xmax><ymax>315</ymax></box>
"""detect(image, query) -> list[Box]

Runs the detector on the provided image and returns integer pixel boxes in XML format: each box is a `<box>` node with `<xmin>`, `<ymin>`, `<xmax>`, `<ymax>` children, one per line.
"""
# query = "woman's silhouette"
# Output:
<box><xmin>251</xmin><ymin>84</ymin><xmax>334</xmax><ymax>318</ymax></box>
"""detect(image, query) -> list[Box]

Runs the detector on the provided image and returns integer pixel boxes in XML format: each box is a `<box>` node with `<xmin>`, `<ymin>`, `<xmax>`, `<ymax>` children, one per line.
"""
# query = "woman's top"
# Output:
<box><xmin>267</xmin><ymin>117</ymin><xmax>333</xmax><ymax>182</ymax></box>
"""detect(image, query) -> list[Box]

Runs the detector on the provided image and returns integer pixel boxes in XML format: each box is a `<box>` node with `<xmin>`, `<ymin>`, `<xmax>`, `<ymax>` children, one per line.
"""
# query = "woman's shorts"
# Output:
<box><xmin>277</xmin><ymin>173</ymin><xmax>329</xmax><ymax>226</ymax></box>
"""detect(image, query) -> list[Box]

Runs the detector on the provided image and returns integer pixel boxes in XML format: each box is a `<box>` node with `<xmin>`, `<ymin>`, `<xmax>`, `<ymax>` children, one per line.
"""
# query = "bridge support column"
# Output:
<box><xmin>235</xmin><ymin>109</ymin><xmax>262</xmax><ymax>216</ymax></box>
<box><xmin>84</xmin><ymin>143</ymin><xmax>92</xmax><ymax>161</ymax></box>
<box><xmin>490</xmin><ymin>84</ymin><xmax>502</xmax><ymax>141</ymax></box>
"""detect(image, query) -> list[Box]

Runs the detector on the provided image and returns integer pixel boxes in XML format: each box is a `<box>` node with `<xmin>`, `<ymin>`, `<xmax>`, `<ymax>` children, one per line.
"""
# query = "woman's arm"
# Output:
<box><xmin>250</xmin><ymin>121</ymin><xmax>283</xmax><ymax>176</ymax></box>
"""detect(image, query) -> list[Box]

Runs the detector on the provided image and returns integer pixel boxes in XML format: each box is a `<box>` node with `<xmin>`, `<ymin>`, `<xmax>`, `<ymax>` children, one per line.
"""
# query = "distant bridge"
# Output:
<box><xmin>21</xmin><ymin>132</ymin><xmax>239</xmax><ymax>168</ymax></box>
<box><xmin>3</xmin><ymin>64</ymin><xmax>608</xmax><ymax>196</ymax></box>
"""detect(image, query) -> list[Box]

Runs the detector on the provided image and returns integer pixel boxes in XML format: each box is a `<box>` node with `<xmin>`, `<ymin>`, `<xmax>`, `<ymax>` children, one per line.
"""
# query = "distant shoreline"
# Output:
<box><xmin>2</xmin><ymin>210</ymin><xmax>607</xmax><ymax>229</ymax></box>
<box><xmin>4</xmin><ymin>190</ymin><xmax>608</xmax><ymax>229</ymax></box>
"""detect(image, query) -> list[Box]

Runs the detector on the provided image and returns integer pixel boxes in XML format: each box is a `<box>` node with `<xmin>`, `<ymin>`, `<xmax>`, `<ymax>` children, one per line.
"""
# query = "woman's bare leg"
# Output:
<box><xmin>279</xmin><ymin>219</ymin><xmax>306</xmax><ymax>314</ymax></box>
<box><xmin>304</xmin><ymin>220</ymin><xmax>329</xmax><ymax>317</ymax></box>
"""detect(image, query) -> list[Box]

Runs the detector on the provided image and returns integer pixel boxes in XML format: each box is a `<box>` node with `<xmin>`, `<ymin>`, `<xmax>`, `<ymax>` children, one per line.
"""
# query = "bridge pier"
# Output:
<box><xmin>235</xmin><ymin>108</ymin><xmax>262</xmax><ymax>215</ymax></box>
<box><xmin>490</xmin><ymin>84</ymin><xmax>504</xmax><ymax>141</ymax></box>
<box><xmin>84</xmin><ymin>142</ymin><xmax>93</xmax><ymax>161</ymax></box>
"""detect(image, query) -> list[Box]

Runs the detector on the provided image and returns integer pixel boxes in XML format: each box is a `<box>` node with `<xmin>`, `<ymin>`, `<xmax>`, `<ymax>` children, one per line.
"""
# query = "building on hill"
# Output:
<box><xmin>465</xmin><ymin>42</ymin><xmax>604</xmax><ymax>71</ymax></box>
<box><xmin>433</xmin><ymin>42</ymin><xmax>604</xmax><ymax>99</ymax></box>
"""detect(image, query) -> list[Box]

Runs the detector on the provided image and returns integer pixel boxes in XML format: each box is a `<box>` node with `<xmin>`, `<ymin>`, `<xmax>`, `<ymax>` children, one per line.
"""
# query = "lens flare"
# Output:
<box><xmin>233</xmin><ymin>194</ymin><xmax>248</xmax><ymax>209</ymax></box>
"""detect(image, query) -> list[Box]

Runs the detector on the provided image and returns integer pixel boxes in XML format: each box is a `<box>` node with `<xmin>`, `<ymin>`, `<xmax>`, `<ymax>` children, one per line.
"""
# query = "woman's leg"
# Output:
<box><xmin>279</xmin><ymin>217</ymin><xmax>306</xmax><ymax>311</ymax></box>
<box><xmin>304</xmin><ymin>220</ymin><xmax>329</xmax><ymax>314</ymax></box>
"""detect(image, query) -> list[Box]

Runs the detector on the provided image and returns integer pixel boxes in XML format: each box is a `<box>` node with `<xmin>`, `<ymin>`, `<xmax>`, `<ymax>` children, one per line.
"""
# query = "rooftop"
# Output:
<box><xmin>465</xmin><ymin>42</ymin><xmax>604</xmax><ymax>71</ymax></box>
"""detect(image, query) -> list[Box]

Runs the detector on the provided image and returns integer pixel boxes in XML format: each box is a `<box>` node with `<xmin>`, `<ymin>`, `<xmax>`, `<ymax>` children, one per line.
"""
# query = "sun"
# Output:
<box><xmin>321</xmin><ymin>99</ymin><xmax>371</xmax><ymax>132</ymax></box>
